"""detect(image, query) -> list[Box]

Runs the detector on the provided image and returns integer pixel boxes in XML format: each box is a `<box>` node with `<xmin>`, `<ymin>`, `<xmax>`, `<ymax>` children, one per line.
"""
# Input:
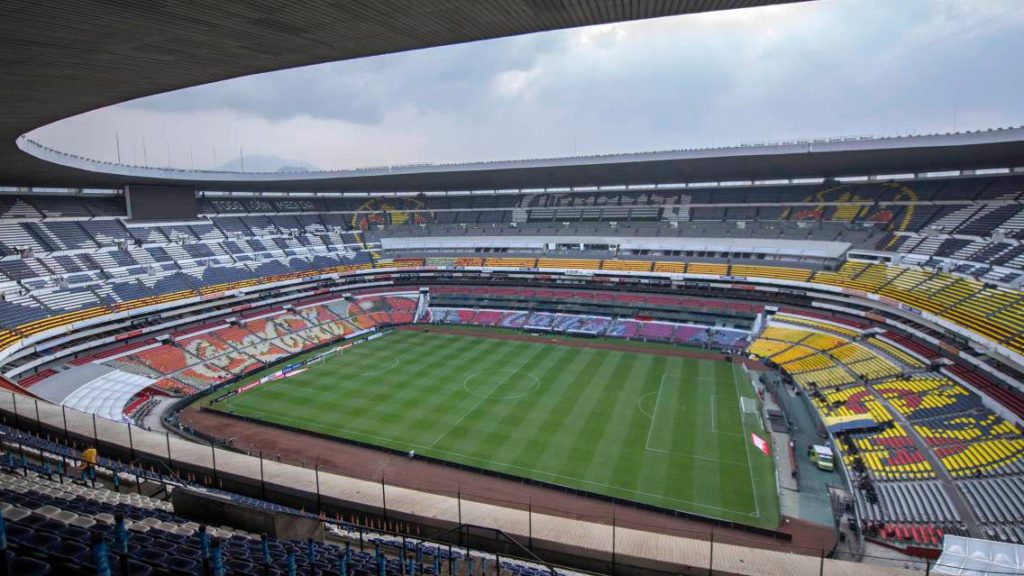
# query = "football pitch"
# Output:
<box><xmin>209</xmin><ymin>328</ymin><xmax>780</xmax><ymax>528</ymax></box>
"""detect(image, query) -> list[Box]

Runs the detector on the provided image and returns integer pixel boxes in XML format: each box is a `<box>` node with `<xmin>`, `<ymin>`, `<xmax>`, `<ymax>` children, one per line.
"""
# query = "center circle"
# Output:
<box><xmin>462</xmin><ymin>369</ymin><xmax>541</xmax><ymax>400</ymax></box>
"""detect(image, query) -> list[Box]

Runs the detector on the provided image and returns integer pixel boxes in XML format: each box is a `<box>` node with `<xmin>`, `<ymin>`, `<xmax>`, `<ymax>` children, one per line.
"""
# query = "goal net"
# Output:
<box><xmin>741</xmin><ymin>397</ymin><xmax>758</xmax><ymax>414</ymax></box>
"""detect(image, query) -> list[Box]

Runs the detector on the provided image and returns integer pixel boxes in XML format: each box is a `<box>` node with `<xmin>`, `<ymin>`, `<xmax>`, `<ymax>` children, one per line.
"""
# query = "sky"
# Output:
<box><xmin>28</xmin><ymin>0</ymin><xmax>1024</xmax><ymax>172</ymax></box>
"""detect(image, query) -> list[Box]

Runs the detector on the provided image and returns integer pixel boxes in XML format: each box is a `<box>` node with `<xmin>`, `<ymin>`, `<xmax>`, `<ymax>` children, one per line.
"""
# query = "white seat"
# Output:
<box><xmin>51</xmin><ymin>510</ymin><xmax>78</xmax><ymax>524</ymax></box>
<box><xmin>140</xmin><ymin>517</ymin><xmax>162</xmax><ymax>528</ymax></box>
<box><xmin>2</xmin><ymin>507</ymin><xmax>31</xmax><ymax>522</ymax></box>
<box><xmin>69</xmin><ymin>516</ymin><xmax>96</xmax><ymax>529</ymax></box>
<box><xmin>33</xmin><ymin>504</ymin><xmax>61</xmax><ymax>518</ymax></box>
<box><xmin>93</xmin><ymin>513</ymin><xmax>115</xmax><ymax>525</ymax></box>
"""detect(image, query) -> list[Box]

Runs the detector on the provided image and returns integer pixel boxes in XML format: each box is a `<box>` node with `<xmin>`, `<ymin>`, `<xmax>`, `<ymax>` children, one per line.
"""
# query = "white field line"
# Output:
<box><xmin>359</xmin><ymin>357</ymin><xmax>401</xmax><ymax>377</ymax></box>
<box><xmin>427</xmin><ymin>346</ymin><xmax>546</xmax><ymax>449</ymax></box>
<box><xmin>710</xmin><ymin>394</ymin><xmax>715</xmax><ymax>433</ymax></box>
<box><xmin>732</xmin><ymin>363</ymin><xmax>760</xmax><ymax>518</ymax></box>
<box><xmin>643</xmin><ymin>373</ymin><xmax>674</xmax><ymax>451</ymax></box>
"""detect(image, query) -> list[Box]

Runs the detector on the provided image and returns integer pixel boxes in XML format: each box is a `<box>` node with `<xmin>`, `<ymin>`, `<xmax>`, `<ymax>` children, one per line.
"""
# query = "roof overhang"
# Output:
<box><xmin>1</xmin><ymin>0</ymin><xmax>806</xmax><ymax>189</ymax></box>
<box><xmin>18</xmin><ymin>127</ymin><xmax>1024</xmax><ymax>192</ymax></box>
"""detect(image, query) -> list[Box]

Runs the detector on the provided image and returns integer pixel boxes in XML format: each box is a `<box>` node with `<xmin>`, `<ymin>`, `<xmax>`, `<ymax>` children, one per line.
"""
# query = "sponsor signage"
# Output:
<box><xmin>751</xmin><ymin>433</ymin><xmax>771</xmax><ymax>456</ymax></box>
<box><xmin>899</xmin><ymin>303</ymin><xmax>922</xmax><ymax>315</ymax></box>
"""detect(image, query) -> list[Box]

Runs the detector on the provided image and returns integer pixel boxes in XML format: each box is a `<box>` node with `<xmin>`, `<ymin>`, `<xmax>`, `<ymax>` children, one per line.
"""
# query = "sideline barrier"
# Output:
<box><xmin>0</xmin><ymin>392</ymin><xmax>931</xmax><ymax>576</ymax></box>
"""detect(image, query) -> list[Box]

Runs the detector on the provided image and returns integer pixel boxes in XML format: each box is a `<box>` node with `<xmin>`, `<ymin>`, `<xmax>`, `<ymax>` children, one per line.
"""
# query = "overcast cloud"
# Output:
<box><xmin>29</xmin><ymin>0</ymin><xmax>1024</xmax><ymax>171</ymax></box>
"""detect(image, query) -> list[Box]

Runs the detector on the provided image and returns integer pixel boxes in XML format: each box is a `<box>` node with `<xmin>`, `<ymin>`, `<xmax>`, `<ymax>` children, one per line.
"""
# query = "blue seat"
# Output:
<box><xmin>136</xmin><ymin>548</ymin><xmax>167</xmax><ymax>565</ymax></box>
<box><xmin>149</xmin><ymin>538</ymin><xmax>177</xmax><ymax>553</ymax></box>
<box><xmin>167</xmin><ymin>556</ymin><xmax>198</xmax><ymax>575</ymax></box>
<box><xmin>114</xmin><ymin>559</ymin><xmax>154</xmax><ymax>576</ymax></box>
<box><xmin>39</xmin><ymin>519</ymin><xmax>67</xmax><ymax>534</ymax></box>
<box><xmin>172</xmin><ymin>545</ymin><xmax>201</xmax><ymax>560</ymax></box>
<box><xmin>18</xmin><ymin>531</ymin><xmax>61</xmax><ymax>556</ymax></box>
<box><xmin>4</xmin><ymin>522</ymin><xmax>31</xmax><ymax>543</ymax></box>
<box><xmin>8</xmin><ymin>555</ymin><xmax>52</xmax><ymax>576</ymax></box>
<box><xmin>46</xmin><ymin>539</ymin><xmax>89</xmax><ymax>563</ymax></box>
<box><xmin>90</xmin><ymin>523</ymin><xmax>114</xmax><ymax>536</ymax></box>
<box><xmin>225</xmin><ymin>558</ymin><xmax>254</xmax><ymax>573</ymax></box>
<box><xmin>15</xmin><ymin>514</ymin><xmax>47</xmax><ymax>529</ymax></box>
<box><xmin>62</xmin><ymin>526</ymin><xmax>91</xmax><ymax>542</ymax></box>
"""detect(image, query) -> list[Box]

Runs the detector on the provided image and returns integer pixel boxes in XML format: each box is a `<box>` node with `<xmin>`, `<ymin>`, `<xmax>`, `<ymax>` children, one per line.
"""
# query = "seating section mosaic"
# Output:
<box><xmin>748</xmin><ymin>314</ymin><xmax>1024</xmax><ymax>546</ymax></box>
<box><xmin>428</xmin><ymin>307</ymin><xmax>750</xmax><ymax>349</ymax></box>
<box><xmin>89</xmin><ymin>294</ymin><xmax>420</xmax><ymax>397</ymax></box>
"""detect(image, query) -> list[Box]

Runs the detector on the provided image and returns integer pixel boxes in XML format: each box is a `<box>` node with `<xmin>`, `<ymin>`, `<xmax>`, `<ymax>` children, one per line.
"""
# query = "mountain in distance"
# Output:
<box><xmin>215</xmin><ymin>154</ymin><xmax>319</xmax><ymax>173</ymax></box>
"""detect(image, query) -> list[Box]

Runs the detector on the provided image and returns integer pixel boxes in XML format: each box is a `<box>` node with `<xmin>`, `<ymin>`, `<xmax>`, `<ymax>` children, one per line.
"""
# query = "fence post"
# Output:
<box><xmin>528</xmin><ymin>499</ymin><xmax>533</xmax><ymax>551</ymax></box>
<box><xmin>166</xmin><ymin>432</ymin><xmax>173</xmax><ymax>471</ymax></box>
<box><xmin>259</xmin><ymin>450</ymin><xmax>266</xmax><ymax>500</ymax></box>
<box><xmin>708</xmin><ymin>527</ymin><xmax>714</xmax><ymax>576</ymax></box>
<box><xmin>62</xmin><ymin>405</ymin><xmax>69</xmax><ymax>444</ymax></box>
<box><xmin>381</xmin><ymin>474</ymin><xmax>388</xmax><ymax>523</ymax></box>
<box><xmin>315</xmin><ymin>462</ymin><xmax>322</xmax><ymax>516</ymax></box>
<box><xmin>457</xmin><ymin>486</ymin><xmax>463</xmax><ymax>547</ymax></box>
<box><xmin>92</xmin><ymin>413</ymin><xmax>99</xmax><ymax>448</ymax></box>
<box><xmin>33</xmin><ymin>399</ymin><xmax>41</xmax><ymax>435</ymax></box>
<box><xmin>611</xmin><ymin>507</ymin><xmax>617</xmax><ymax>576</ymax></box>
<box><xmin>11</xmin><ymin>393</ymin><xmax>18</xmax><ymax>429</ymax></box>
<box><xmin>126</xmin><ymin>422</ymin><xmax>135</xmax><ymax>461</ymax></box>
<box><xmin>0</xmin><ymin>487</ymin><xmax>8</xmax><ymax>573</ymax></box>
<box><xmin>819</xmin><ymin>548</ymin><xmax>825</xmax><ymax>576</ymax></box>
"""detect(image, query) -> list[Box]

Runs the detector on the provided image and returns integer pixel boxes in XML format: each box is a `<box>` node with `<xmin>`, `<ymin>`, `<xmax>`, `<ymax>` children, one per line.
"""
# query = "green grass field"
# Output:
<box><xmin>209</xmin><ymin>329</ymin><xmax>780</xmax><ymax>528</ymax></box>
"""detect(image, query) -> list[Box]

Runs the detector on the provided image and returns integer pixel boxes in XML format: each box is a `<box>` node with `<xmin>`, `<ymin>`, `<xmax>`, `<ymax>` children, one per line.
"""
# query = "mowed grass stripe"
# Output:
<box><xmin>579</xmin><ymin>351</ymin><xmax>650</xmax><ymax>489</ymax></box>
<box><xmin>460</xmin><ymin>344</ymin><xmax>569</xmax><ymax>464</ymax></box>
<box><xmin>604</xmin><ymin>354</ymin><xmax>664</xmax><ymax>497</ymax></box>
<box><xmin>211</xmin><ymin>330</ymin><xmax>779</xmax><ymax>528</ymax></box>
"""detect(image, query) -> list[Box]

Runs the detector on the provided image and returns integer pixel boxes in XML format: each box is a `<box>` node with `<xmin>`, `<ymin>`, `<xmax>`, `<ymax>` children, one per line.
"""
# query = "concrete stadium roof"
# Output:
<box><xmin>7</xmin><ymin>1</ymin><xmax>1023</xmax><ymax>193</ymax></box>
<box><xmin>2</xmin><ymin>0</ymin><xmax>805</xmax><ymax>190</ymax></box>
<box><xmin>20</xmin><ymin>127</ymin><xmax>1024</xmax><ymax>193</ymax></box>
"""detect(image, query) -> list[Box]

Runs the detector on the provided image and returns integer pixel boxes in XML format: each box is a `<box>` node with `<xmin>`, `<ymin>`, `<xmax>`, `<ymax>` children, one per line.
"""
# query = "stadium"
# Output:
<box><xmin>1</xmin><ymin>1</ymin><xmax>1023</xmax><ymax>575</ymax></box>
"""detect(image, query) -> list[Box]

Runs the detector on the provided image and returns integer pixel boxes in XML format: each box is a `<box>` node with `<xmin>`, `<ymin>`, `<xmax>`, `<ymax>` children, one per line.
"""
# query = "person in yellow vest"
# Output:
<box><xmin>81</xmin><ymin>447</ymin><xmax>98</xmax><ymax>481</ymax></box>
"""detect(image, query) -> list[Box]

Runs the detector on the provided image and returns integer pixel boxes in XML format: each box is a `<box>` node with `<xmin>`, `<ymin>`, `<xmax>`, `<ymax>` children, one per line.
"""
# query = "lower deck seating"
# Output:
<box><xmin>176</xmin><ymin>332</ymin><xmax>233</xmax><ymax>360</ymax></box>
<box><xmin>428</xmin><ymin>307</ymin><xmax>742</xmax><ymax>349</ymax></box>
<box><xmin>866</xmin><ymin>337</ymin><xmax>926</xmax><ymax>369</ymax></box>
<box><xmin>843</xmin><ymin>423</ymin><xmax>936</xmax><ymax>481</ymax></box>
<box><xmin>959</xmin><ymin>477</ymin><xmax>1024</xmax><ymax>543</ymax></box>
<box><xmin>933</xmin><ymin>438</ymin><xmax>1024</xmax><ymax>478</ymax></box>
<box><xmin>792</xmin><ymin>367</ymin><xmax>855</xmax><ymax>389</ymax></box>
<box><xmin>855</xmin><ymin>480</ymin><xmax>960</xmax><ymax>542</ymax></box>
<box><xmin>0</xmin><ymin>459</ymin><xmax>463</xmax><ymax>576</ymax></box>
<box><xmin>130</xmin><ymin>345</ymin><xmax>199</xmax><ymax>375</ymax></box>
<box><xmin>809</xmin><ymin>385</ymin><xmax>893</xmax><ymax>424</ymax></box>
<box><xmin>875</xmin><ymin>376</ymin><xmax>980</xmax><ymax>421</ymax></box>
